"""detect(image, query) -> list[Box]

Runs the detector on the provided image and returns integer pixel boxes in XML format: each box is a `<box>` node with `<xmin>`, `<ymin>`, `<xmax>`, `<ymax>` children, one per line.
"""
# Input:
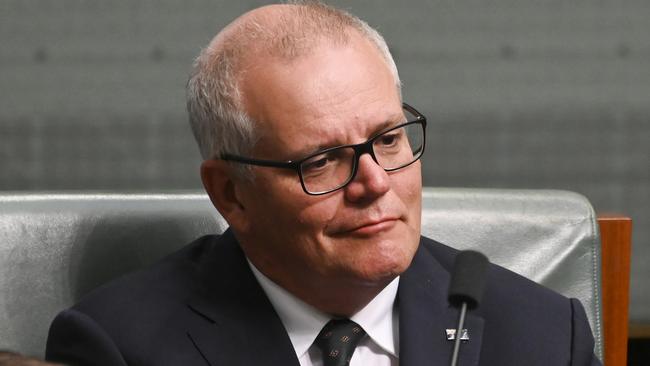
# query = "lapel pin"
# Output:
<box><xmin>445</xmin><ymin>328</ymin><xmax>470</xmax><ymax>341</ymax></box>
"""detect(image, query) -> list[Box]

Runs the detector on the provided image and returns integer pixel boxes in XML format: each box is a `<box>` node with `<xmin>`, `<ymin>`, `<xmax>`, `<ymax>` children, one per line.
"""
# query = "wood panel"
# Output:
<box><xmin>598</xmin><ymin>215</ymin><xmax>632</xmax><ymax>366</ymax></box>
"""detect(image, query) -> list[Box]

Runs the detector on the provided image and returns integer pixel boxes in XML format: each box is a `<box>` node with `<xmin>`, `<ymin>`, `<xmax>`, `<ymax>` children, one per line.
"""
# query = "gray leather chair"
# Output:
<box><xmin>0</xmin><ymin>188</ymin><xmax>602</xmax><ymax>361</ymax></box>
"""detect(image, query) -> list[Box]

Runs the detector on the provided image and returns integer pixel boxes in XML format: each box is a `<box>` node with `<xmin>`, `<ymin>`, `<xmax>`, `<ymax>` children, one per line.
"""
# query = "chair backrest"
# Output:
<box><xmin>0</xmin><ymin>188</ymin><xmax>602</xmax><ymax>360</ymax></box>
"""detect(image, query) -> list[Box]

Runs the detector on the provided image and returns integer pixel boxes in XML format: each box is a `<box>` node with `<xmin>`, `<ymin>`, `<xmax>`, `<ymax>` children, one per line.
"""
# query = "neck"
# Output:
<box><xmin>283</xmin><ymin>274</ymin><xmax>395</xmax><ymax>317</ymax></box>
<box><xmin>249</xmin><ymin>258</ymin><xmax>394</xmax><ymax>317</ymax></box>
<box><xmin>297</xmin><ymin>280</ymin><xmax>391</xmax><ymax>317</ymax></box>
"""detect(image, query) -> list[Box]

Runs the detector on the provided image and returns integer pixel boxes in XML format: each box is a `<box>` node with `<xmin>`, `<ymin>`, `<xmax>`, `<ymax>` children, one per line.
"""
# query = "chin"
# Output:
<box><xmin>349</xmin><ymin>263</ymin><xmax>405</xmax><ymax>288</ymax></box>
<box><xmin>350</xmin><ymin>239</ymin><xmax>417</xmax><ymax>285</ymax></box>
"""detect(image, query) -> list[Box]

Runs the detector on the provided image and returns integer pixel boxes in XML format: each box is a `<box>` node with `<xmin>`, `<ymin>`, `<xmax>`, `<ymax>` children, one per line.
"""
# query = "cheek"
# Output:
<box><xmin>393</xmin><ymin>165</ymin><xmax>422</xmax><ymax>212</ymax></box>
<box><xmin>253</xmin><ymin>172</ymin><xmax>339</xmax><ymax>235</ymax></box>
<box><xmin>294</xmin><ymin>195</ymin><xmax>341</xmax><ymax>233</ymax></box>
<box><xmin>409</xmin><ymin>177</ymin><xmax>423</xmax><ymax>220</ymax></box>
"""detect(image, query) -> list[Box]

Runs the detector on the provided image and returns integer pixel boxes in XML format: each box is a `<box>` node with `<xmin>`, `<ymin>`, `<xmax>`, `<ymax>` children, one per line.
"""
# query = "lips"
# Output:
<box><xmin>334</xmin><ymin>216</ymin><xmax>400</xmax><ymax>236</ymax></box>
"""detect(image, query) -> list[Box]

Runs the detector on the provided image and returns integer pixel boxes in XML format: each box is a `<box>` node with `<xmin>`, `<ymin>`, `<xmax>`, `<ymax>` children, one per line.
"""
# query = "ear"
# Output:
<box><xmin>200</xmin><ymin>159</ymin><xmax>251</xmax><ymax>233</ymax></box>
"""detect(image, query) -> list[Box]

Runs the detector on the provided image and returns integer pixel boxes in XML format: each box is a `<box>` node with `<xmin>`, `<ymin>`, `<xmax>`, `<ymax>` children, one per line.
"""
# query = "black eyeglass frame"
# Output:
<box><xmin>220</xmin><ymin>103</ymin><xmax>427</xmax><ymax>195</ymax></box>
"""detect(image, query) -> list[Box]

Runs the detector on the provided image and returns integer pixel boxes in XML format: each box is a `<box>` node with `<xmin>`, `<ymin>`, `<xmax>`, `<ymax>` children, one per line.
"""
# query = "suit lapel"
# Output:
<box><xmin>399</xmin><ymin>240</ymin><xmax>484</xmax><ymax>366</ymax></box>
<box><xmin>186</xmin><ymin>230</ymin><xmax>301</xmax><ymax>366</ymax></box>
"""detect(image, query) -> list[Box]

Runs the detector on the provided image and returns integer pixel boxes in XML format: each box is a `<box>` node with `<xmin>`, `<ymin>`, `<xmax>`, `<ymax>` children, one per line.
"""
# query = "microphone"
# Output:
<box><xmin>448</xmin><ymin>250</ymin><xmax>489</xmax><ymax>366</ymax></box>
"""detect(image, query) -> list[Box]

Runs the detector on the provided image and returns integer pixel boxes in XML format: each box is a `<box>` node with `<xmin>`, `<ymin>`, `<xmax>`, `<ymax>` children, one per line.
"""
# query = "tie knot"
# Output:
<box><xmin>314</xmin><ymin>319</ymin><xmax>367</xmax><ymax>366</ymax></box>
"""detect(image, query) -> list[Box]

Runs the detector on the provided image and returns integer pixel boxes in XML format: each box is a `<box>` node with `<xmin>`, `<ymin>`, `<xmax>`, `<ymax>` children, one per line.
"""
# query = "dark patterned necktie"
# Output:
<box><xmin>314</xmin><ymin>319</ymin><xmax>367</xmax><ymax>366</ymax></box>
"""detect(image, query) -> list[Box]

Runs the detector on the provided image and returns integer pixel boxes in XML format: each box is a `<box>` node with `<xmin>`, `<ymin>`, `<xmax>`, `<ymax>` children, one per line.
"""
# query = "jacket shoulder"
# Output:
<box><xmin>47</xmin><ymin>234</ymin><xmax>230</xmax><ymax>365</ymax></box>
<box><xmin>73</xmin><ymin>234</ymin><xmax>217</xmax><ymax>314</ymax></box>
<box><xmin>418</xmin><ymin>236</ymin><xmax>599</xmax><ymax>365</ymax></box>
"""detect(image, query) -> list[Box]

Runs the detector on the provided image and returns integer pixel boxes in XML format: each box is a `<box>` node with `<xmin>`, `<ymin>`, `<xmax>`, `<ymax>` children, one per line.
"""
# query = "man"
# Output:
<box><xmin>46</xmin><ymin>2</ymin><xmax>601</xmax><ymax>365</ymax></box>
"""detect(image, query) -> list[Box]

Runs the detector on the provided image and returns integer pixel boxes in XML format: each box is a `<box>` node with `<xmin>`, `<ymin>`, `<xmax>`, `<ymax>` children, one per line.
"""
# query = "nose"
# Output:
<box><xmin>344</xmin><ymin>153</ymin><xmax>390</xmax><ymax>203</ymax></box>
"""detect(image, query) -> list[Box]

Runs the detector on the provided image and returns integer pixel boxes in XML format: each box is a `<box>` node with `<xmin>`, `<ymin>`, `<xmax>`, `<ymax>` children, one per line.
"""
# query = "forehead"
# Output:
<box><xmin>241</xmin><ymin>34</ymin><xmax>402</xmax><ymax>159</ymax></box>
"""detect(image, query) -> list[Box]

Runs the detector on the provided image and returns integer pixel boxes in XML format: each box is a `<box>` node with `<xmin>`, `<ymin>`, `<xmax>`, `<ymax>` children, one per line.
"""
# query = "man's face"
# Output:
<box><xmin>234</xmin><ymin>33</ymin><xmax>422</xmax><ymax>297</ymax></box>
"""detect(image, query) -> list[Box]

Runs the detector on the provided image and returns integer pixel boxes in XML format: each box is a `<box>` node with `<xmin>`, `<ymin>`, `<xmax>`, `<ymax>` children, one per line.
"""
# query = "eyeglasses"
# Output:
<box><xmin>221</xmin><ymin>103</ymin><xmax>427</xmax><ymax>195</ymax></box>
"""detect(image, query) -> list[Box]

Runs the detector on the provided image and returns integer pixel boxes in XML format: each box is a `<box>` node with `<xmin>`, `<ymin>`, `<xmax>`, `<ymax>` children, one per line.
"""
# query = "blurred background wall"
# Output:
<box><xmin>1</xmin><ymin>0</ymin><xmax>648</xmax><ymax>360</ymax></box>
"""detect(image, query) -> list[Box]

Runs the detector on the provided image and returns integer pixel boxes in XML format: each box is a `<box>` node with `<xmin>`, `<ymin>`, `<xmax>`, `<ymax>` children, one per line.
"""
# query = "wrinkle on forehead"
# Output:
<box><xmin>260</xmin><ymin>101</ymin><xmax>405</xmax><ymax>161</ymax></box>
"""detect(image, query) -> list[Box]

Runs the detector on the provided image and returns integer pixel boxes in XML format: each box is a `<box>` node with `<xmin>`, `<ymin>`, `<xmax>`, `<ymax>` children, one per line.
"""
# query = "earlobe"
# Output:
<box><xmin>200</xmin><ymin>160</ymin><xmax>250</xmax><ymax>232</ymax></box>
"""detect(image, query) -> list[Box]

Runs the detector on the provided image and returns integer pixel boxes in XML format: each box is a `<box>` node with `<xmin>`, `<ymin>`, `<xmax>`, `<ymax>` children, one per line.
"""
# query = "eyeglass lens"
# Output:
<box><xmin>300</xmin><ymin>119</ymin><xmax>424</xmax><ymax>194</ymax></box>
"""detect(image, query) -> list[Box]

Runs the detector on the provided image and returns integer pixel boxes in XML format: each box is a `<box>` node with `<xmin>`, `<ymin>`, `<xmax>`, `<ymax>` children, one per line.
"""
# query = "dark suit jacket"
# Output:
<box><xmin>46</xmin><ymin>229</ymin><xmax>601</xmax><ymax>366</ymax></box>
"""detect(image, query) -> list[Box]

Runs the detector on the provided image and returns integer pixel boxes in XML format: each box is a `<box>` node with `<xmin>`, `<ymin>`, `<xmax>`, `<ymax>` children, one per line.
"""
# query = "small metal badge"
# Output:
<box><xmin>445</xmin><ymin>329</ymin><xmax>470</xmax><ymax>341</ymax></box>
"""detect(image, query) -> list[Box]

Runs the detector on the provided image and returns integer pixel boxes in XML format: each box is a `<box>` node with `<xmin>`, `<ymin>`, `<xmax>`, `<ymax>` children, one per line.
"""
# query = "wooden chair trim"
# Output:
<box><xmin>598</xmin><ymin>214</ymin><xmax>632</xmax><ymax>366</ymax></box>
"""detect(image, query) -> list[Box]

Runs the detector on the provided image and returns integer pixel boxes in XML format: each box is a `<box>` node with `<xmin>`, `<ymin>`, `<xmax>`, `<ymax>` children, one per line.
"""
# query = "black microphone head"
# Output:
<box><xmin>448</xmin><ymin>250</ymin><xmax>489</xmax><ymax>309</ymax></box>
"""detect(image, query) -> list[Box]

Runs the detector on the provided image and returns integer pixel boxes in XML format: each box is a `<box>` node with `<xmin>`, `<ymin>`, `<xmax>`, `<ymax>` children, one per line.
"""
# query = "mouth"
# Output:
<box><xmin>339</xmin><ymin>217</ymin><xmax>400</xmax><ymax>236</ymax></box>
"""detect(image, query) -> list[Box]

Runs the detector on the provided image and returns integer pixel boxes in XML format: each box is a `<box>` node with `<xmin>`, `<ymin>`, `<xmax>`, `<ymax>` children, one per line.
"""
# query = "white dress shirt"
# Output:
<box><xmin>249</xmin><ymin>261</ymin><xmax>400</xmax><ymax>366</ymax></box>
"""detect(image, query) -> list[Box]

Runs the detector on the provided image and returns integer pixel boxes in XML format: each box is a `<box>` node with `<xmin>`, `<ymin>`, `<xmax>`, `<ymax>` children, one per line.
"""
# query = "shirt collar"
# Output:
<box><xmin>350</xmin><ymin>275</ymin><xmax>400</xmax><ymax>357</ymax></box>
<box><xmin>248</xmin><ymin>259</ymin><xmax>400</xmax><ymax>360</ymax></box>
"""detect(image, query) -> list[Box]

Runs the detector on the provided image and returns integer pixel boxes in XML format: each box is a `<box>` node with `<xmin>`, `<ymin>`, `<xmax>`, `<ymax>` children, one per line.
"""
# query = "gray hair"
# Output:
<box><xmin>186</xmin><ymin>1</ymin><xmax>401</xmax><ymax>165</ymax></box>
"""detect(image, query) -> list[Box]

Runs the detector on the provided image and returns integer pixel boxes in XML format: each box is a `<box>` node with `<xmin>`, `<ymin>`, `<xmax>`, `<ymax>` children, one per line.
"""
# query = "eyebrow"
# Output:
<box><xmin>290</xmin><ymin>114</ymin><xmax>406</xmax><ymax>160</ymax></box>
<box><xmin>371</xmin><ymin>116</ymin><xmax>405</xmax><ymax>136</ymax></box>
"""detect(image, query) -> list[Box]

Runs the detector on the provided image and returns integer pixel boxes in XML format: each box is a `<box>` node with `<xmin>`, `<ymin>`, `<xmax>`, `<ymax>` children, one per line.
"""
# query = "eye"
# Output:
<box><xmin>302</xmin><ymin>152</ymin><xmax>338</xmax><ymax>175</ymax></box>
<box><xmin>379</xmin><ymin>134</ymin><xmax>398</xmax><ymax>146</ymax></box>
<box><xmin>300</xmin><ymin>148</ymin><xmax>353</xmax><ymax>179</ymax></box>
<box><xmin>376</xmin><ymin>129</ymin><xmax>403</xmax><ymax>148</ymax></box>
<box><xmin>304</xmin><ymin>156</ymin><xmax>330</xmax><ymax>170</ymax></box>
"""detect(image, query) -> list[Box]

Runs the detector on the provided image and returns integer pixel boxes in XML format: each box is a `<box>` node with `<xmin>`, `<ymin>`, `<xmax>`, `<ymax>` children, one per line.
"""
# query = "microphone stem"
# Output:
<box><xmin>450</xmin><ymin>301</ymin><xmax>468</xmax><ymax>366</ymax></box>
